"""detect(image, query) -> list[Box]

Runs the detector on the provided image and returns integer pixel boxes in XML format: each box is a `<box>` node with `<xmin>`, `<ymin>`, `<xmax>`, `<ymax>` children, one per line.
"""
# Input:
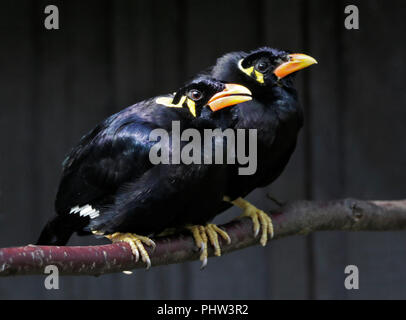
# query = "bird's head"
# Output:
<box><xmin>156</xmin><ymin>77</ymin><xmax>252</xmax><ymax>117</ymax></box>
<box><xmin>212</xmin><ymin>47</ymin><xmax>317</xmax><ymax>92</ymax></box>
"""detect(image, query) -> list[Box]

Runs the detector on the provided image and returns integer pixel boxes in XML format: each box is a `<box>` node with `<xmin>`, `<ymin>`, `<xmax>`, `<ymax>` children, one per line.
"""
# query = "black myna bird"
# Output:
<box><xmin>209</xmin><ymin>47</ymin><xmax>317</xmax><ymax>246</ymax></box>
<box><xmin>36</xmin><ymin>77</ymin><xmax>252</xmax><ymax>268</ymax></box>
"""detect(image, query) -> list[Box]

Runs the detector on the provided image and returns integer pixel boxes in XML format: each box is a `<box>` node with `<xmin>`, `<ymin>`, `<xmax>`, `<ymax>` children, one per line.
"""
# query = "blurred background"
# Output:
<box><xmin>0</xmin><ymin>0</ymin><xmax>406</xmax><ymax>299</ymax></box>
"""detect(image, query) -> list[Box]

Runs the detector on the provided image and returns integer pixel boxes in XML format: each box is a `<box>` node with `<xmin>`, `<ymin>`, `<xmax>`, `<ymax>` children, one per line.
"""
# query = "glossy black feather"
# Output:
<box><xmin>209</xmin><ymin>47</ymin><xmax>304</xmax><ymax>206</ymax></box>
<box><xmin>37</xmin><ymin>78</ymin><xmax>233</xmax><ymax>245</ymax></box>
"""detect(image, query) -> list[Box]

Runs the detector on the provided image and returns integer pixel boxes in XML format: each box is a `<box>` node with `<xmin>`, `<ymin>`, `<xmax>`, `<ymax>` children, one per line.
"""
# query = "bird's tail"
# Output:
<box><xmin>36</xmin><ymin>215</ymin><xmax>75</xmax><ymax>246</ymax></box>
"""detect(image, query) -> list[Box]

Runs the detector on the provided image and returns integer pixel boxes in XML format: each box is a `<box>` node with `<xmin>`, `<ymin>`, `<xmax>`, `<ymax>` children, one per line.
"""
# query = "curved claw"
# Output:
<box><xmin>106</xmin><ymin>233</ymin><xmax>155</xmax><ymax>270</ymax></box>
<box><xmin>188</xmin><ymin>224</ymin><xmax>231</xmax><ymax>269</ymax></box>
<box><xmin>147</xmin><ymin>239</ymin><xmax>157</xmax><ymax>252</ymax></box>
<box><xmin>143</xmin><ymin>255</ymin><xmax>152</xmax><ymax>270</ymax></box>
<box><xmin>268</xmin><ymin>218</ymin><xmax>275</xmax><ymax>238</ymax></box>
<box><xmin>230</xmin><ymin>197</ymin><xmax>274</xmax><ymax>246</ymax></box>
<box><xmin>132</xmin><ymin>244</ymin><xmax>140</xmax><ymax>262</ymax></box>
<box><xmin>200</xmin><ymin>242</ymin><xmax>206</xmax><ymax>254</ymax></box>
<box><xmin>200</xmin><ymin>257</ymin><xmax>208</xmax><ymax>270</ymax></box>
<box><xmin>243</xmin><ymin>209</ymin><xmax>273</xmax><ymax>246</ymax></box>
<box><xmin>251</xmin><ymin>214</ymin><xmax>260</xmax><ymax>238</ymax></box>
<box><xmin>211</xmin><ymin>224</ymin><xmax>231</xmax><ymax>244</ymax></box>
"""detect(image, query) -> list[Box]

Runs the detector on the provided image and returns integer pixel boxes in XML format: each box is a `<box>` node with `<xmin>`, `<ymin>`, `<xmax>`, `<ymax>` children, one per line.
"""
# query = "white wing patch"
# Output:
<box><xmin>70</xmin><ymin>204</ymin><xmax>100</xmax><ymax>219</ymax></box>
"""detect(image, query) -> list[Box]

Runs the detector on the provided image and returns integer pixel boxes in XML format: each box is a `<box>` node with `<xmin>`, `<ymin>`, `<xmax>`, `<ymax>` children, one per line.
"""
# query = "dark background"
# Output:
<box><xmin>0</xmin><ymin>0</ymin><xmax>405</xmax><ymax>299</ymax></box>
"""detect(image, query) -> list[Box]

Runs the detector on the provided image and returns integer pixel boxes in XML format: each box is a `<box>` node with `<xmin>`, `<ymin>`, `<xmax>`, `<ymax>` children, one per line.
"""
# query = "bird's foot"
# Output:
<box><xmin>105</xmin><ymin>233</ymin><xmax>156</xmax><ymax>269</ymax></box>
<box><xmin>187</xmin><ymin>224</ymin><xmax>231</xmax><ymax>269</ymax></box>
<box><xmin>228</xmin><ymin>197</ymin><xmax>274</xmax><ymax>246</ymax></box>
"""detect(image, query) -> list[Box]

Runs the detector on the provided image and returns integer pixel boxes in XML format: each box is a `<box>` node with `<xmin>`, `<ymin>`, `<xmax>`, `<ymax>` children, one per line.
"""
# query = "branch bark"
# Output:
<box><xmin>1</xmin><ymin>198</ymin><xmax>406</xmax><ymax>277</ymax></box>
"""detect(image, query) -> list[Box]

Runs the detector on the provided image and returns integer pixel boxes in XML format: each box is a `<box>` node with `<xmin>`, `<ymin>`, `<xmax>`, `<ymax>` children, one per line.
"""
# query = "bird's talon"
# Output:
<box><xmin>260</xmin><ymin>232</ymin><xmax>268</xmax><ymax>247</ymax></box>
<box><xmin>133</xmin><ymin>247</ymin><xmax>140</xmax><ymax>262</ymax></box>
<box><xmin>254</xmin><ymin>226</ymin><xmax>260</xmax><ymax>238</ymax></box>
<box><xmin>230</xmin><ymin>198</ymin><xmax>274</xmax><ymax>246</ymax></box>
<box><xmin>267</xmin><ymin>216</ymin><xmax>274</xmax><ymax>238</ymax></box>
<box><xmin>144</xmin><ymin>257</ymin><xmax>152</xmax><ymax>270</ymax></box>
<box><xmin>149</xmin><ymin>240</ymin><xmax>157</xmax><ymax>252</ymax></box>
<box><xmin>212</xmin><ymin>224</ymin><xmax>231</xmax><ymax>244</ymax></box>
<box><xmin>106</xmin><ymin>232</ymin><xmax>154</xmax><ymax>269</ymax></box>
<box><xmin>187</xmin><ymin>224</ymin><xmax>230</xmax><ymax>268</ymax></box>
<box><xmin>201</xmin><ymin>257</ymin><xmax>208</xmax><ymax>270</ymax></box>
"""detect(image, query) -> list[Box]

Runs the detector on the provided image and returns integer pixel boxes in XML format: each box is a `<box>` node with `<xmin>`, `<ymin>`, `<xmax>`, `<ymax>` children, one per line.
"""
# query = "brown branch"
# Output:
<box><xmin>1</xmin><ymin>198</ymin><xmax>406</xmax><ymax>277</ymax></box>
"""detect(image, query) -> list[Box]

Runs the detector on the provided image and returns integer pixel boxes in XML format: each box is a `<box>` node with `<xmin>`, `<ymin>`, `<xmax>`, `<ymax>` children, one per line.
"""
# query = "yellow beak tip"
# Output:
<box><xmin>274</xmin><ymin>53</ymin><xmax>318</xmax><ymax>79</ymax></box>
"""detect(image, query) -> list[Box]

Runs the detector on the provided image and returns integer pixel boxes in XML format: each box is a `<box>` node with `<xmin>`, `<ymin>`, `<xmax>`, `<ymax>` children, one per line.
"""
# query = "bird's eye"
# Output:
<box><xmin>255</xmin><ymin>60</ymin><xmax>270</xmax><ymax>73</ymax></box>
<box><xmin>187</xmin><ymin>89</ymin><xmax>203</xmax><ymax>101</ymax></box>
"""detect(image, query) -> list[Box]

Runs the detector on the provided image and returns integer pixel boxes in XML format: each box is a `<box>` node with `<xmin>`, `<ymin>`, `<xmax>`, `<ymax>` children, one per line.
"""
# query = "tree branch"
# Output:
<box><xmin>1</xmin><ymin>198</ymin><xmax>406</xmax><ymax>277</ymax></box>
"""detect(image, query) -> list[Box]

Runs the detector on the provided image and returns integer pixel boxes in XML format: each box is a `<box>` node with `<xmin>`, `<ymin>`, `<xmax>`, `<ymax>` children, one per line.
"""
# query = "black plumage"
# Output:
<box><xmin>207</xmin><ymin>47</ymin><xmax>317</xmax><ymax>240</ymax></box>
<box><xmin>212</xmin><ymin>48</ymin><xmax>301</xmax><ymax>196</ymax></box>
<box><xmin>36</xmin><ymin>78</ymin><xmax>251</xmax><ymax>249</ymax></box>
<box><xmin>36</xmin><ymin>46</ymin><xmax>316</xmax><ymax>268</ymax></box>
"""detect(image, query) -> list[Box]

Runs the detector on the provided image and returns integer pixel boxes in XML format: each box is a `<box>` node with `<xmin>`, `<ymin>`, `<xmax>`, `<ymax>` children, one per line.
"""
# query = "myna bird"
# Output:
<box><xmin>36</xmin><ymin>77</ymin><xmax>252</xmax><ymax>268</ymax></box>
<box><xmin>210</xmin><ymin>47</ymin><xmax>317</xmax><ymax>246</ymax></box>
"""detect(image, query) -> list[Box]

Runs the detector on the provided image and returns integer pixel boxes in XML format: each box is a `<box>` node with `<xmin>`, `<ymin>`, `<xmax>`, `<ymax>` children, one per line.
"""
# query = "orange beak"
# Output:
<box><xmin>274</xmin><ymin>53</ymin><xmax>318</xmax><ymax>79</ymax></box>
<box><xmin>207</xmin><ymin>83</ymin><xmax>252</xmax><ymax>112</ymax></box>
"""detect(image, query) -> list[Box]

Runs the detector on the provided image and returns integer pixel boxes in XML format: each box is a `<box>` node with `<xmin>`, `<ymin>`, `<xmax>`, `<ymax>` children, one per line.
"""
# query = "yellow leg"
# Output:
<box><xmin>187</xmin><ymin>224</ymin><xmax>231</xmax><ymax>269</ymax></box>
<box><xmin>105</xmin><ymin>233</ymin><xmax>156</xmax><ymax>270</ymax></box>
<box><xmin>225</xmin><ymin>196</ymin><xmax>274</xmax><ymax>246</ymax></box>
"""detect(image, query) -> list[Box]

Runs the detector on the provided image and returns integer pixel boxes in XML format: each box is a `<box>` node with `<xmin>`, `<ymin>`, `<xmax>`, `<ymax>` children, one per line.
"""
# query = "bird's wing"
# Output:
<box><xmin>86</xmin><ymin>161</ymin><xmax>228</xmax><ymax>236</ymax></box>
<box><xmin>55</xmin><ymin>101</ymin><xmax>177</xmax><ymax>214</ymax></box>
